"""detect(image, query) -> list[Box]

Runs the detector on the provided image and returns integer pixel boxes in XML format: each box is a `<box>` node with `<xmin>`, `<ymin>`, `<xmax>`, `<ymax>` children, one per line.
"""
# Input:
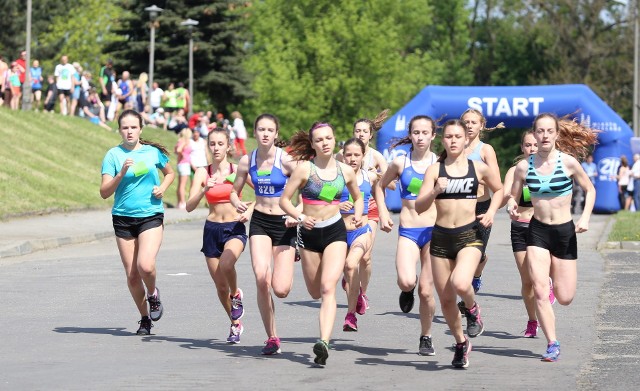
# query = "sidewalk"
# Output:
<box><xmin>0</xmin><ymin>207</ymin><xmax>210</xmax><ymax>259</ymax></box>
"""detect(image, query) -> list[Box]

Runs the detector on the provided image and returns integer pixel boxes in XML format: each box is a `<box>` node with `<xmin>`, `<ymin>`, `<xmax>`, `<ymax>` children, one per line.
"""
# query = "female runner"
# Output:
<box><xmin>279</xmin><ymin>122</ymin><xmax>363</xmax><ymax>366</ymax></box>
<box><xmin>508</xmin><ymin>114</ymin><xmax>596</xmax><ymax>362</ymax></box>
<box><xmin>186</xmin><ymin>127</ymin><xmax>253</xmax><ymax>344</ymax></box>
<box><xmin>231</xmin><ymin>113</ymin><xmax>298</xmax><ymax>355</ymax></box>
<box><xmin>339</xmin><ymin>138</ymin><xmax>379</xmax><ymax>332</ymax></box>
<box><xmin>416</xmin><ymin>119</ymin><xmax>503</xmax><ymax>368</ymax></box>
<box><xmin>100</xmin><ymin>109</ymin><xmax>175</xmax><ymax>335</ymax></box>
<box><xmin>376</xmin><ymin>115</ymin><xmax>439</xmax><ymax>355</ymax></box>
<box><xmin>461</xmin><ymin>109</ymin><xmax>504</xmax><ymax>293</ymax></box>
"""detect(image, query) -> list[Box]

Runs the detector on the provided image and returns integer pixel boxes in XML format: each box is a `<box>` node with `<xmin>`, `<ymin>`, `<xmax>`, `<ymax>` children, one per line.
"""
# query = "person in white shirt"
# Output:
<box><xmin>231</xmin><ymin>111</ymin><xmax>247</xmax><ymax>156</ymax></box>
<box><xmin>149</xmin><ymin>82</ymin><xmax>164</xmax><ymax>112</ymax></box>
<box><xmin>54</xmin><ymin>55</ymin><xmax>76</xmax><ymax>115</ymax></box>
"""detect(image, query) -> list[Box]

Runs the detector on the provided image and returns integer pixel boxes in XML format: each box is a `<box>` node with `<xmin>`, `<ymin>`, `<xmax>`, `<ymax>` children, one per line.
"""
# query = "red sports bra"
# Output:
<box><xmin>204</xmin><ymin>164</ymin><xmax>238</xmax><ymax>204</ymax></box>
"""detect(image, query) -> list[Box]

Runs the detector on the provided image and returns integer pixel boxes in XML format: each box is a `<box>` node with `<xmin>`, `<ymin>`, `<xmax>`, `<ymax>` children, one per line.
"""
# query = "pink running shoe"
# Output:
<box><xmin>343</xmin><ymin>312</ymin><xmax>358</xmax><ymax>332</ymax></box>
<box><xmin>356</xmin><ymin>291</ymin><xmax>368</xmax><ymax>315</ymax></box>
<box><xmin>524</xmin><ymin>320</ymin><xmax>538</xmax><ymax>338</ymax></box>
<box><xmin>549</xmin><ymin>277</ymin><xmax>557</xmax><ymax>305</ymax></box>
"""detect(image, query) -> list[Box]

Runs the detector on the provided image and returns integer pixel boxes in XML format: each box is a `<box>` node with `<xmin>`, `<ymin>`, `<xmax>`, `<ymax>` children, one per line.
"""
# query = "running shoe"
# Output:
<box><xmin>399</xmin><ymin>286</ymin><xmax>416</xmax><ymax>313</ymax></box>
<box><xmin>452</xmin><ymin>338</ymin><xmax>471</xmax><ymax>368</ymax></box>
<box><xmin>136</xmin><ymin>316</ymin><xmax>153</xmax><ymax>335</ymax></box>
<box><xmin>231</xmin><ymin>288</ymin><xmax>244</xmax><ymax>321</ymax></box>
<box><xmin>524</xmin><ymin>320</ymin><xmax>538</xmax><ymax>338</ymax></box>
<box><xmin>262</xmin><ymin>337</ymin><xmax>282</xmax><ymax>355</ymax></box>
<box><xmin>549</xmin><ymin>277</ymin><xmax>557</xmax><ymax>305</ymax></box>
<box><xmin>418</xmin><ymin>335</ymin><xmax>435</xmax><ymax>356</ymax></box>
<box><xmin>472</xmin><ymin>275</ymin><xmax>483</xmax><ymax>293</ymax></box>
<box><xmin>542</xmin><ymin>341</ymin><xmax>561</xmax><ymax>362</ymax></box>
<box><xmin>147</xmin><ymin>288</ymin><xmax>164</xmax><ymax>321</ymax></box>
<box><xmin>356</xmin><ymin>290</ymin><xmax>368</xmax><ymax>315</ymax></box>
<box><xmin>313</xmin><ymin>340</ymin><xmax>330</xmax><ymax>365</ymax></box>
<box><xmin>343</xmin><ymin>312</ymin><xmax>358</xmax><ymax>332</ymax></box>
<box><xmin>464</xmin><ymin>302</ymin><xmax>484</xmax><ymax>338</ymax></box>
<box><xmin>227</xmin><ymin>322</ymin><xmax>244</xmax><ymax>344</ymax></box>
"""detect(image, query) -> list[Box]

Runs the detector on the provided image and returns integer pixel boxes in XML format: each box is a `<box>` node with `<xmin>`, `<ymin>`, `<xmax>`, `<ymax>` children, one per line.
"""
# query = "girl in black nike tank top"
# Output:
<box><xmin>416</xmin><ymin>119</ymin><xmax>503</xmax><ymax>369</ymax></box>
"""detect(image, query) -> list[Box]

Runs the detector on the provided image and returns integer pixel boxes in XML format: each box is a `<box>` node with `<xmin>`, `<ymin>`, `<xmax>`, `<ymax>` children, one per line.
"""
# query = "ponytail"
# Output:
<box><xmin>118</xmin><ymin>109</ymin><xmax>169</xmax><ymax>156</ymax></box>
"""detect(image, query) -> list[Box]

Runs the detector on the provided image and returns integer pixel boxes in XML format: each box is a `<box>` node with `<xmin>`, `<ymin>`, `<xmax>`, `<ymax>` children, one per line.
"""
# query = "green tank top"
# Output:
<box><xmin>175</xmin><ymin>87</ymin><xmax>187</xmax><ymax>108</ymax></box>
<box><xmin>164</xmin><ymin>90</ymin><xmax>178</xmax><ymax>108</ymax></box>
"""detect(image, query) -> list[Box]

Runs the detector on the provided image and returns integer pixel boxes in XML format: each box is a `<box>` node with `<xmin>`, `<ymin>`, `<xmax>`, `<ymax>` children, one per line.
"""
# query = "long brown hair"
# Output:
<box><xmin>118</xmin><ymin>109</ymin><xmax>169</xmax><ymax>156</ymax></box>
<box><xmin>207</xmin><ymin>126</ymin><xmax>234</xmax><ymax>159</ymax></box>
<box><xmin>389</xmin><ymin>115</ymin><xmax>436</xmax><ymax>150</ymax></box>
<box><xmin>460</xmin><ymin>108</ymin><xmax>505</xmax><ymax>139</ymax></box>
<box><xmin>289</xmin><ymin>122</ymin><xmax>336</xmax><ymax>161</ymax></box>
<box><xmin>353</xmin><ymin>109</ymin><xmax>390</xmax><ymax>134</ymax></box>
<box><xmin>254</xmin><ymin>113</ymin><xmax>288</xmax><ymax>148</ymax></box>
<box><xmin>532</xmin><ymin>113</ymin><xmax>598</xmax><ymax>160</ymax></box>
<box><xmin>438</xmin><ymin>119</ymin><xmax>467</xmax><ymax>162</ymax></box>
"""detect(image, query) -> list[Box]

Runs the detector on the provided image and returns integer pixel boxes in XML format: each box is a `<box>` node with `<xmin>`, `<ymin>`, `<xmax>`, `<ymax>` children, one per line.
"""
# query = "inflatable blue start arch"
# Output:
<box><xmin>376</xmin><ymin>85</ymin><xmax>632</xmax><ymax>213</ymax></box>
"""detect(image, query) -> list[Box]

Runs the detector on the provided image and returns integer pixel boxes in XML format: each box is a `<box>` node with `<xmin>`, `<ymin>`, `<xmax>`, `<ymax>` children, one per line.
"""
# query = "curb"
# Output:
<box><xmin>0</xmin><ymin>214</ymin><xmax>204</xmax><ymax>259</ymax></box>
<box><xmin>596</xmin><ymin>214</ymin><xmax>640</xmax><ymax>250</ymax></box>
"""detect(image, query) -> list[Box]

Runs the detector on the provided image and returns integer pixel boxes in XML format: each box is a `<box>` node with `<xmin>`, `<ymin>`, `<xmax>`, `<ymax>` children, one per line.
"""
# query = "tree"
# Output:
<box><xmin>242</xmin><ymin>0</ymin><xmax>455</xmax><ymax>138</ymax></box>
<box><xmin>37</xmin><ymin>0</ymin><xmax>125</xmax><ymax>78</ymax></box>
<box><xmin>104</xmin><ymin>0</ymin><xmax>252</xmax><ymax>114</ymax></box>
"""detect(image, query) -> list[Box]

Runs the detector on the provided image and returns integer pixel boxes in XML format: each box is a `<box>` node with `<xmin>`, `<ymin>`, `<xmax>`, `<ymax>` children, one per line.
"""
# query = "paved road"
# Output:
<box><xmin>0</xmin><ymin>211</ymin><xmax>628</xmax><ymax>390</ymax></box>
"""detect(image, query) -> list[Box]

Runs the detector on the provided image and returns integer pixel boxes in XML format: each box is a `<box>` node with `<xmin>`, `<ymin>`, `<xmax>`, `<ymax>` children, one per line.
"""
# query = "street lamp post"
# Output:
<box><xmin>145</xmin><ymin>5</ymin><xmax>163</xmax><ymax>104</ymax></box>
<box><xmin>21</xmin><ymin>0</ymin><xmax>32</xmax><ymax>111</ymax></box>
<box><xmin>180</xmin><ymin>19</ymin><xmax>199</xmax><ymax>117</ymax></box>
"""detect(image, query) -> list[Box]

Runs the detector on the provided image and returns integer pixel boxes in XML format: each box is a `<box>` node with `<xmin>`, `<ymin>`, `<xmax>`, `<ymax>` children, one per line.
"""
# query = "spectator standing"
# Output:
<box><xmin>70</xmin><ymin>62</ymin><xmax>83</xmax><ymax>116</ymax></box>
<box><xmin>631</xmin><ymin>154</ymin><xmax>640</xmax><ymax>211</ymax></box>
<box><xmin>135</xmin><ymin>73</ymin><xmax>148</xmax><ymax>113</ymax></box>
<box><xmin>231</xmin><ymin>111</ymin><xmax>247</xmax><ymax>156</ymax></box>
<box><xmin>162</xmin><ymin>83</ymin><xmax>179</xmax><ymax>114</ymax></box>
<box><xmin>149</xmin><ymin>82</ymin><xmax>163</xmax><ymax>113</ymax></box>
<box><xmin>118</xmin><ymin>71</ymin><xmax>134</xmax><ymax>111</ymax></box>
<box><xmin>99</xmin><ymin>59</ymin><xmax>115</xmax><ymax>110</ymax></box>
<box><xmin>617</xmin><ymin>155</ymin><xmax>632</xmax><ymax>211</ymax></box>
<box><xmin>174</xmin><ymin>128</ymin><xmax>193</xmax><ymax>210</ymax></box>
<box><xmin>14</xmin><ymin>51</ymin><xmax>26</xmax><ymax>85</ymax></box>
<box><xmin>189</xmin><ymin>128</ymin><xmax>208</xmax><ymax>170</ymax></box>
<box><xmin>0</xmin><ymin>55</ymin><xmax>8</xmax><ymax>106</ymax></box>
<box><xmin>30</xmin><ymin>60</ymin><xmax>44</xmax><ymax>111</ymax></box>
<box><xmin>574</xmin><ymin>154</ymin><xmax>597</xmax><ymax>213</ymax></box>
<box><xmin>54</xmin><ymin>55</ymin><xmax>75</xmax><ymax>115</ymax></box>
<box><xmin>174</xmin><ymin>82</ymin><xmax>190</xmax><ymax>113</ymax></box>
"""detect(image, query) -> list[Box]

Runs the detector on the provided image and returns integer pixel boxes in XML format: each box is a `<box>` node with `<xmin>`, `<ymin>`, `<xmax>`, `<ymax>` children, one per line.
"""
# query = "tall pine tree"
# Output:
<box><xmin>104</xmin><ymin>0</ymin><xmax>251</xmax><ymax>113</ymax></box>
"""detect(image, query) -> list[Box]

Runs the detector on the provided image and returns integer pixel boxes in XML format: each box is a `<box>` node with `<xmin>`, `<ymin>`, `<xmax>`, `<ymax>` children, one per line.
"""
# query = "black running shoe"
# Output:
<box><xmin>418</xmin><ymin>335</ymin><xmax>435</xmax><ymax>356</ymax></box>
<box><xmin>464</xmin><ymin>302</ymin><xmax>484</xmax><ymax>338</ymax></box>
<box><xmin>313</xmin><ymin>340</ymin><xmax>330</xmax><ymax>366</ymax></box>
<box><xmin>148</xmin><ymin>288</ymin><xmax>164</xmax><ymax>321</ymax></box>
<box><xmin>399</xmin><ymin>286</ymin><xmax>416</xmax><ymax>313</ymax></box>
<box><xmin>136</xmin><ymin>316</ymin><xmax>152</xmax><ymax>335</ymax></box>
<box><xmin>452</xmin><ymin>338</ymin><xmax>471</xmax><ymax>368</ymax></box>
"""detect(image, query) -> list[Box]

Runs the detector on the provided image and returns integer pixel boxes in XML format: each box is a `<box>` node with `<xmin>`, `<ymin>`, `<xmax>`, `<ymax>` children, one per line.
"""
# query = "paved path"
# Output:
<box><xmin>0</xmin><ymin>209</ymin><xmax>632</xmax><ymax>390</ymax></box>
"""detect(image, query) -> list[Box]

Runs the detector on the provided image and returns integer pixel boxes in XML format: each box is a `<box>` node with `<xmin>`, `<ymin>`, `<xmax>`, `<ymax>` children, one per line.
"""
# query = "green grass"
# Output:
<box><xmin>0</xmin><ymin>108</ymin><xmax>256</xmax><ymax>220</ymax></box>
<box><xmin>608</xmin><ymin>210</ymin><xmax>640</xmax><ymax>242</ymax></box>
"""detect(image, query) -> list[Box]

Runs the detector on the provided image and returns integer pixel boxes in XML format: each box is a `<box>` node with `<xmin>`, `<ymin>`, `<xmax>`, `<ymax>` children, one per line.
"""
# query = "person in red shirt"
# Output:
<box><xmin>188</xmin><ymin>110</ymin><xmax>203</xmax><ymax>129</ymax></box>
<box><xmin>14</xmin><ymin>51</ymin><xmax>26</xmax><ymax>84</ymax></box>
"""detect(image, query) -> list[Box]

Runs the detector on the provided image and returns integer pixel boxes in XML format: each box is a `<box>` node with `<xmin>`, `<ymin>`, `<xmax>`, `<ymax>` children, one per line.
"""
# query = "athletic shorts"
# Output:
<box><xmin>510</xmin><ymin>220</ymin><xmax>529</xmax><ymax>253</ymax></box>
<box><xmin>368</xmin><ymin>198</ymin><xmax>379</xmax><ymax>222</ymax></box>
<box><xmin>526</xmin><ymin>217</ymin><xmax>577</xmax><ymax>260</ymax></box>
<box><xmin>112</xmin><ymin>213</ymin><xmax>164</xmax><ymax>239</ymax></box>
<box><xmin>475</xmin><ymin>199</ymin><xmax>492</xmax><ymax>255</ymax></box>
<box><xmin>249</xmin><ymin>210</ymin><xmax>297</xmax><ymax>247</ymax></box>
<box><xmin>346</xmin><ymin>224</ymin><xmax>372</xmax><ymax>248</ymax></box>
<box><xmin>58</xmin><ymin>89</ymin><xmax>71</xmax><ymax>97</ymax></box>
<box><xmin>100</xmin><ymin>92</ymin><xmax>111</xmax><ymax>102</ymax></box>
<box><xmin>201</xmin><ymin>220</ymin><xmax>247</xmax><ymax>258</ymax></box>
<box><xmin>177</xmin><ymin>162</ymin><xmax>191</xmax><ymax>176</ymax></box>
<box><xmin>164</xmin><ymin>107</ymin><xmax>177</xmax><ymax>113</ymax></box>
<box><xmin>297</xmin><ymin>214</ymin><xmax>347</xmax><ymax>253</ymax></box>
<box><xmin>430</xmin><ymin>221</ymin><xmax>484</xmax><ymax>260</ymax></box>
<box><xmin>398</xmin><ymin>226</ymin><xmax>434</xmax><ymax>249</ymax></box>
<box><xmin>72</xmin><ymin>89</ymin><xmax>81</xmax><ymax>100</ymax></box>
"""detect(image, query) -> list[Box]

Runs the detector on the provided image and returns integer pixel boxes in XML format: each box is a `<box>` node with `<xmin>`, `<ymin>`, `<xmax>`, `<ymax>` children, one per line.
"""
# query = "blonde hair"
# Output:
<box><xmin>461</xmin><ymin>108</ymin><xmax>505</xmax><ymax>139</ymax></box>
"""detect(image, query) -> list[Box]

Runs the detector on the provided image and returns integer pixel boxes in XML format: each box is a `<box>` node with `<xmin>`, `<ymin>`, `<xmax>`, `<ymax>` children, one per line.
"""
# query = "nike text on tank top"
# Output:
<box><xmin>435</xmin><ymin>159</ymin><xmax>479</xmax><ymax>200</ymax></box>
<box><xmin>399</xmin><ymin>152</ymin><xmax>437</xmax><ymax>200</ymax></box>
<box><xmin>205</xmin><ymin>164</ymin><xmax>238</xmax><ymax>204</ymax></box>
<box><xmin>340</xmin><ymin>169</ymin><xmax>371</xmax><ymax>214</ymax></box>
<box><xmin>300</xmin><ymin>160</ymin><xmax>346</xmax><ymax>205</ymax></box>
<box><xmin>249</xmin><ymin>148</ymin><xmax>288</xmax><ymax>197</ymax></box>
<box><xmin>525</xmin><ymin>152</ymin><xmax>573</xmax><ymax>197</ymax></box>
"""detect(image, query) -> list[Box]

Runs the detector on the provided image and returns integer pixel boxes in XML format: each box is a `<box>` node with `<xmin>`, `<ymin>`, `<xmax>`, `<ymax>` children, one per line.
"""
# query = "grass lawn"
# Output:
<box><xmin>608</xmin><ymin>210</ymin><xmax>640</xmax><ymax>241</ymax></box>
<box><xmin>0</xmin><ymin>108</ymin><xmax>255</xmax><ymax>220</ymax></box>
